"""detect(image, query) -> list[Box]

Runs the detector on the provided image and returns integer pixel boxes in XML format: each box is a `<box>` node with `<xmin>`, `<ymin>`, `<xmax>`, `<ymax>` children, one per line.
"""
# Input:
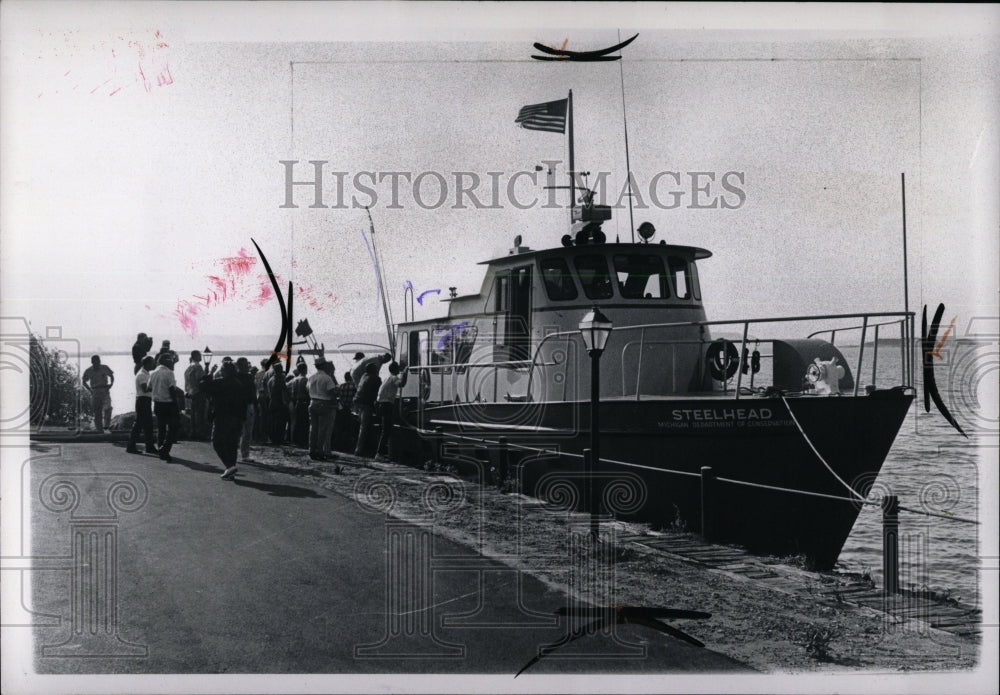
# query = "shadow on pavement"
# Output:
<box><xmin>238</xmin><ymin>458</ymin><xmax>325</xmax><ymax>478</ymax></box>
<box><xmin>230</xmin><ymin>478</ymin><xmax>327</xmax><ymax>498</ymax></box>
<box><xmin>170</xmin><ymin>457</ymin><xmax>225</xmax><ymax>474</ymax></box>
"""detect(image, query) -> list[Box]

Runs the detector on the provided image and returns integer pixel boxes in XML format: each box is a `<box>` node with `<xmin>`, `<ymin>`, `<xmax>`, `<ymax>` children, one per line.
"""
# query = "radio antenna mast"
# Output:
<box><xmin>618</xmin><ymin>29</ymin><xmax>636</xmax><ymax>243</ymax></box>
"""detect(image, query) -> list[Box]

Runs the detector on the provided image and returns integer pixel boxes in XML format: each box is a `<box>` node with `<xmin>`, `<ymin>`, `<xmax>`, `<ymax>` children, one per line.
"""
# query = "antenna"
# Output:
<box><xmin>366</xmin><ymin>207</ymin><xmax>397</xmax><ymax>356</ymax></box>
<box><xmin>901</xmin><ymin>172</ymin><xmax>911</xmax><ymax>387</ymax></box>
<box><xmin>618</xmin><ymin>29</ymin><xmax>636</xmax><ymax>243</ymax></box>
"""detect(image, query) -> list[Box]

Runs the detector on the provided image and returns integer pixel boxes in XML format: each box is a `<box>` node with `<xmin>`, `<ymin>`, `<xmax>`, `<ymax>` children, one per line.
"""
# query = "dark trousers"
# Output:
<box><xmin>269</xmin><ymin>405</ymin><xmax>287</xmax><ymax>445</ymax></box>
<box><xmin>292</xmin><ymin>400</ymin><xmax>310</xmax><ymax>448</ymax></box>
<box><xmin>189</xmin><ymin>392</ymin><xmax>208</xmax><ymax>439</ymax></box>
<box><xmin>334</xmin><ymin>407</ymin><xmax>356</xmax><ymax>452</ymax></box>
<box><xmin>153</xmin><ymin>401</ymin><xmax>179</xmax><ymax>454</ymax></box>
<box><xmin>354</xmin><ymin>406</ymin><xmax>375</xmax><ymax>457</ymax></box>
<box><xmin>212</xmin><ymin>414</ymin><xmax>243</xmax><ymax>469</ymax></box>
<box><xmin>308</xmin><ymin>400</ymin><xmax>336</xmax><ymax>456</ymax></box>
<box><xmin>254</xmin><ymin>398</ymin><xmax>269</xmax><ymax>443</ymax></box>
<box><xmin>376</xmin><ymin>401</ymin><xmax>396</xmax><ymax>457</ymax></box>
<box><xmin>127</xmin><ymin>397</ymin><xmax>155</xmax><ymax>451</ymax></box>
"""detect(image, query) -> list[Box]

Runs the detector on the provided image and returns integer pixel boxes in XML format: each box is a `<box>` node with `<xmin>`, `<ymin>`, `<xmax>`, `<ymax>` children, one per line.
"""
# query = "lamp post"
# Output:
<box><xmin>579</xmin><ymin>306</ymin><xmax>612</xmax><ymax>541</ymax></box>
<box><xmin>203</xmin><ymin>346</ymin><xmax>213</xmax><ymax>369</ymax></box>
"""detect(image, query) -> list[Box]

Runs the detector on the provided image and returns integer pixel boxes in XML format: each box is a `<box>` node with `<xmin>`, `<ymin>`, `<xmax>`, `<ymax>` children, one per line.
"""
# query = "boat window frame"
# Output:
<box><xmin>409</xmin><ymin>329</ymin><xmax>427</xmax><ymax>368</ymax></box>
<box><xmin>539</xmin><ymin>256</ymin><xmax>579</xmax><ymax>301</ymax></box>
<box><xmin>612</xmin><ymin>253</ymin><xmax>671</xmax><ymax>299</ymax></box>
<box><xmin>667</xmin><ymin>256</ymin><xmax>692</xmax><ymax>300</ymax></box>
<box><xmin>573</xmin><ymin>253</ymin><xmax>615</xmax><ymax>300</ymax></box>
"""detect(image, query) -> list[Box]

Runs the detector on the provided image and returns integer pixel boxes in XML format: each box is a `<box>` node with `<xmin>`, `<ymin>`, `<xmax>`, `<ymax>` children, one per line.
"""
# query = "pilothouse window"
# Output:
<box><xmin>668</xmin><ymin>257</ymin><xmax>691</xmax><ymax>300</ymax></box>
<box><xmin>613</xmin><ymin>254</ymin><xmax>669</xmax><ymax>299</ymax></box>
<box><xmin>540</xmin><ymin>257</ymin><xmax>578</xmax><ymax>300</ymax></box>
<box><xmin>574</xmin><ymin>254</ymin><xmax>614</xmax><ymax>300</ymax></box>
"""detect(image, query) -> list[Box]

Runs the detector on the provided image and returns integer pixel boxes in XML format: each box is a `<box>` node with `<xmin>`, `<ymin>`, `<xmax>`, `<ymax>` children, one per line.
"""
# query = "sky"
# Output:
<box><xmin>1</xmin><ymin>3</ymin><xmax>997</xmax><ymax>360</ymax></box>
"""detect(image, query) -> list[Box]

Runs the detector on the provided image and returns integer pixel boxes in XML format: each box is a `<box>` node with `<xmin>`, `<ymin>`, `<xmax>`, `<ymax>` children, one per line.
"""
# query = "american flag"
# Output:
<box><xmin>515</xmin><ymin>99</ymin><xmax>568</xmax><ymax>134</ymax></box>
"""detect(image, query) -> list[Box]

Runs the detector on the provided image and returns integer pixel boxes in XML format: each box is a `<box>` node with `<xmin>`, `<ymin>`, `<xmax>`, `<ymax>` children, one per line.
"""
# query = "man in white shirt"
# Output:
<box><xmin>307</xmin><ymin>357</ymin><xmax>338</xmax><ymax>461</ymax></box>
<box><xmin>149</xmin><ymin>353</ymin><xmax>181</xmax><ymax>462</ymax></box>
<box><xmin>126</xmin><ymin>356</ymin><xmax>158</xmax><ymax>455</ymax></box>
<box><xmin>351</xmin><ymin>353</ymin><xmax>391</xmax><ymax>387</ymax></box>
<box><xmin>374</xmin><ymin>361</ymin><xmax>408</xmax><ymax>462</ymax></box>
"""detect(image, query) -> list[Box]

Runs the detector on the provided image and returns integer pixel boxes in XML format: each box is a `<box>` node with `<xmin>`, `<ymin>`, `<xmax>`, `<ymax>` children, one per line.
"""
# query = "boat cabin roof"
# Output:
<box><xmin>477</xmin><ymin>242</ymin><xmax>713</xmax><ymax>266</ymax></box>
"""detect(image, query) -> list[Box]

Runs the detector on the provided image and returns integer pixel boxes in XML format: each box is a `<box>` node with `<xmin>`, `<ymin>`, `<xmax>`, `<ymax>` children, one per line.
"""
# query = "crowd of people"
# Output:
<box><xmin>86</xmin><ymin>333</ymin><xmax>410</xmax><ymax>480</ymax></box>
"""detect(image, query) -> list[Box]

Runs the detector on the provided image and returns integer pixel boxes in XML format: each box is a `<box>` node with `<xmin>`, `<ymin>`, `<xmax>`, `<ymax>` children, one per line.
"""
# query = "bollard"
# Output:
<box><xmin>882</xmin><ymin>495</ymin><xmax>899</xmax><ymax>595</ymax></box>
<box><xmin>700</xmin><ymin>466</ymin><xmax>716</xmax><ymax>542</ymax></box>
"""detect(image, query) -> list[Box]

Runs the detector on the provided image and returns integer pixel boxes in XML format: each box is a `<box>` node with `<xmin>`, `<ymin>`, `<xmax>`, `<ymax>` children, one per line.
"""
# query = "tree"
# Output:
<box><xmin>28</xmin><ymin>333</ymin><xmax>91</xmax><ymax>427</ymax></box>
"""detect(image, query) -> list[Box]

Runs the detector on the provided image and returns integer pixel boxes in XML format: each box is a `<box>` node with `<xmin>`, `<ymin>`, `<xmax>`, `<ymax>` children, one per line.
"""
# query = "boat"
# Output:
<box><xmin>377</xmin><ymin>93</ymin><xmax>916</xmax><ymax>571</ymax></box>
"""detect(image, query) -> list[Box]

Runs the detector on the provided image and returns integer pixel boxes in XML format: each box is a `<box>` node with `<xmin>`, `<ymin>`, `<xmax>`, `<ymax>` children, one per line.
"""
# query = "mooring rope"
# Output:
<box><xmin>780</xmin><ymin>394</ymin><xmax>867</xmax><ymax>501</ymax></box>
<box><xmin>421</xmin><ymin>420</ymin><xmax>978</xmax><ymax>524</ymax></box>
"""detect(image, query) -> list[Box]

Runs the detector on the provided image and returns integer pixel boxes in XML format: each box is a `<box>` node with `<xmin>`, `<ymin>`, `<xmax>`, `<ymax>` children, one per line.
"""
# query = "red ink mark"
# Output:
<box><xmin>109</xmin><ymin>87</ymin><xmax>122</xmax><ymax>97</ymax></box>
<box><xmin>64</xmin><ymin>70</ymin><xmax>71</xmax><ymax>76</ymax></box>
<box><xmin>932</xmin><ymin>316</ymin><xmax>957</xmax><ymax>360</ymax></box>
<box><xmin>173</xmin><ymin>299</ymin><xmax>202</xmax><ymax>337</ymax></box>
<box><xmin>156</xmin><ymin>65</ymin><xmax>173</xmax><ymax>87</ymax></box>
<box><xmin>219</xmin><ymin>248</ymin><xmax>255</xmax><ymax>277</ymax></box>
<box><xmin>138</xmin><ymin>62</ymin><xmax>150</xmax><ymax>93</ymax></box>
<box><xmin>91</xmin><ymin>78</ymin><xmax>112</xmax><ymax>94</ymax></box>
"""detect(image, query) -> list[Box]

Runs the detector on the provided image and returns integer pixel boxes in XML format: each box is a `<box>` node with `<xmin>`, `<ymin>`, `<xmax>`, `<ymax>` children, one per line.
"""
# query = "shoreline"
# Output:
<box><xmin>236</xmin><ymin>442</ymin><xmax>980</xmax><ymax>673</ymax></box>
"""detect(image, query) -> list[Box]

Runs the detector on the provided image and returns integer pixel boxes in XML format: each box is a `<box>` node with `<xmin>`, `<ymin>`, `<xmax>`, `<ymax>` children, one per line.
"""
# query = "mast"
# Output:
<box><xmin>366</xmin><ymin>206</ymin><xmax>396</xmax><ymax>356</ymax></box>
<box><xmin>567</xmin><ymin>89</ymin><xmax>575</xmax><ymax>225</ymax></box>
<box><xmin>618</xmin><ymin>30</ymin><xmax>636</xmax><ymax>243</ymax></box>
<box><xmin>901</xmin><ymin>172</ymin><xmax>911</xmax><ymax>386</ymax></box>
<box><xmin>286</xmin><ymin>281</ymin><xmax>294</xmax><ymax>372</ymax></box>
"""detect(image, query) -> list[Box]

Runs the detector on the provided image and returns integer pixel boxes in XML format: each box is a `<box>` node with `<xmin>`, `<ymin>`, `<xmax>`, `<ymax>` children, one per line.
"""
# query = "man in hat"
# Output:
<box><xmin>184</xmin><ymin>350</ymin><xmax>207</xmax><ymax>439</ymax></box>
<box><xmin>266</xmin><ymin>362</ymin><xmax>288</xmax><ymax>445</ymax></box>
<box><xmin>288</xmin><ymin>361</ymin><xmax>311</xmax><ymax>448</ymax></box>
<box><xmin>156</xmin><ymin>340</ymin><xmax>179</xmax><ymax>368</ymax></box>
<box><xmin>307</xmin><ymin>356</ymin><xmax>338</xmax><ymax>461</ymax></box>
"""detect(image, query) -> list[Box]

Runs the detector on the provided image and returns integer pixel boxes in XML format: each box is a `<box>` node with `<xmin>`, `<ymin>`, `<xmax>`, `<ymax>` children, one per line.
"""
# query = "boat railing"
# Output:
<box><xmin>531</xmin><ymin>310</ymin><xmax>916</xmax><ymax>400</ymax></box>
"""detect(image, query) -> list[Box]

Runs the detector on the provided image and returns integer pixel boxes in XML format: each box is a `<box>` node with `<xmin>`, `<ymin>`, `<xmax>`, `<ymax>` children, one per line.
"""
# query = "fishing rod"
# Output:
<box><xmin>366</xmin><ymin>206</ymin><xmax>396</xmax><ymax>356</ymax></box>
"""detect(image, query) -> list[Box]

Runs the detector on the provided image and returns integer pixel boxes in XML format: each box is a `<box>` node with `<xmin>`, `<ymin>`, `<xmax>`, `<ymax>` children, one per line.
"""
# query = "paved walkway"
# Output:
<box><xmin>22</xmin><ymin>440</ymin><xmax>748</xmax><ymax>676</ymax></box>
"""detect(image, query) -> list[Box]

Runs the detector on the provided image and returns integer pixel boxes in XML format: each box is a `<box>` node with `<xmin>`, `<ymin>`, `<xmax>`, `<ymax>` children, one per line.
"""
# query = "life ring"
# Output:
<box><xmin>419</xmin><ymin>369</ymin><xmax>431</xmax><ymax>401</ymax></box>
<box><xmin>706</xmin><ymin>339</ymin><xmax>740</xmax><ymax>381</ymax></box>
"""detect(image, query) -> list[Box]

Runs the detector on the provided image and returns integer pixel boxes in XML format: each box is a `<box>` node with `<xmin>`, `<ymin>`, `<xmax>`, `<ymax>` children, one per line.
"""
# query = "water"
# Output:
<box><xmin>833</xmin><ymin>340</ymin><xmax>991</xmax><ymax>604</ymax></box>
<box><xmin>82</xmin><ymin>342</ymin><xmax>991</xmax><ymax>602</ymax></box>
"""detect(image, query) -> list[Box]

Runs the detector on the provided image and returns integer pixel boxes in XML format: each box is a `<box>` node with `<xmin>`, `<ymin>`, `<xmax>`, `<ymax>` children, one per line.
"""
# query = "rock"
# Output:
<box><xmin>109</xmin><ymin>410</ymin><xmax>194</xmax><ymax>439</ymax></box>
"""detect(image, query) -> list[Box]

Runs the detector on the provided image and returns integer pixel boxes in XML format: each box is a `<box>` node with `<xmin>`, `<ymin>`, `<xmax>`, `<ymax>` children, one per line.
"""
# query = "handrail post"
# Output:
<box><xmin>882</xmin><ymin>495</ymin><xmax>899</xmax><ymax>595</ymax></box>
<box><xmin>900</xmin><ymin>320</ymin><xmax>906</xmax><ymax>387</ymax></box>
<box><xmin>871</xmin><ymin>324</ymin><xmax>879</xmax><ymax>387</ymax></box>
<box><xmin>635</xmin><ymin>327</ymin><xmax>645</xmax><ymax>401</ymax></box>
<box><xmin>700</xmin><ymin>466</ymin><xmax>716</xmax><ymax>542</ymax></box>
<box><xmin>735</xmin><ymin>322</ymin><xmax>749</xmax><ymax>399</ymax></box>
<box><xmin>855</xmin><ymin>316</ymin><xmax>868</xmax><ymax>396</ymax></box>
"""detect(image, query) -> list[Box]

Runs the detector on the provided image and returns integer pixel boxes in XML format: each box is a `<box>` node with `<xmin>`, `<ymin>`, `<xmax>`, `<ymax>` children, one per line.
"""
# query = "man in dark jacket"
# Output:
<box><xmin>352</xmin><ymin>362</ymin><xmax>382</xmax><ymax>457</ymax></box>
<box><xmin>200</xmin><ymin>360</ymin><xmax>252</xmax><ymax>479</ymax></box>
